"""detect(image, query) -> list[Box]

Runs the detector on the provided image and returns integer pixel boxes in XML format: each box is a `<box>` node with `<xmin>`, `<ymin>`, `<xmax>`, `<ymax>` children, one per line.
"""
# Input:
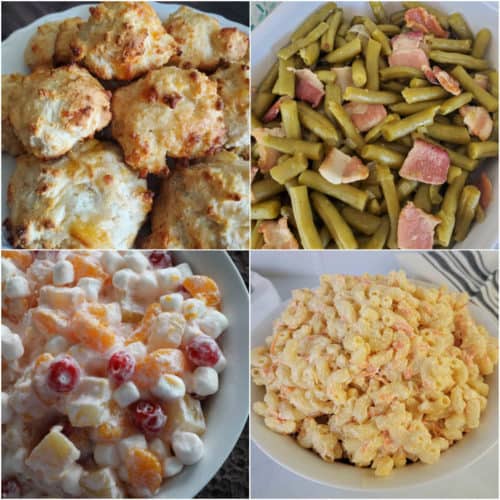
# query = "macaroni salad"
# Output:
<box><xmin>2</xmin><ymin>250</ymin><xmax>228</xmax><ymax>497</ymax></box>
<box><xmin>251</xmin><ymin>272</ymin><xmax>498</xmax><ymax>476</ymax></box>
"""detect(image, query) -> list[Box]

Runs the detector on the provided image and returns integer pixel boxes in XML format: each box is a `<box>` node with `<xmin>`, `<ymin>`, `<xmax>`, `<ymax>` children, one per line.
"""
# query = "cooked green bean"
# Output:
<box><xmin>427</xmin><ymin>37</ymin><xmax>472</xmax><ymax>54</ymax></box>
<box><xmin>251</xmin><ymin>221</ymin><xmax>264</xmax><ymax>249</ymax></box>
<box><xmin>425</xmin><ymin>123</ymin><xmax>471</xmax><ymax>145</ymax></box>
<box><xmin>361</xmin><ymin>144</ymin><xmax>404</xmax><ymax>168</ymax></box>
<box><xmin>291</xmin><ymin>3</ymin><xmax>337</xmax><ymax>41</ymax></box>
<box><xmin>324</xmin><ymin>83</ymin><xmax>342</xmax><ymax>121</ymax></box>
<box><xmin>261</xmin><ymin>135</ymin><xmax>323</xmax><ymax>159</ymax></box>
<box><xmin>270</xmin><ymin>153</ymin><xmax>309</xmax><ymax>184</ymax></box>
<box><xmin>279</xmin><ymin>22</ymin><xmax>329</xmax><ymax>60</ymax></box>
<box><xmin>289</xmin><ymin>186</ymin><xmax>323</xmax><ymax>249</ymax></box>
<box><xmin>467</xmin><ymin>141</ymin><xmax>499</xmax><ymax>159</ymax></box>
<box><xmin>272</xmin><ymin>57</ymin><xmax>297</xmax><ymax>97</ymax></box>
<box><xmin>367</xmin><ymin>198</ymin><xmax>382</xmax><ymax>215</ymax></box>
<box><xmin>382</xmin><ymin>105</ymin><xmax>439</xmax><ymax>141</ymax></box>
<box><xmin>429</xmin><ymin>185</ymin><xmax>443</xmax><ymax>205</ymax></box>
<box><xmin>344</xmin><ymin>86</ymin><xmax>400</xmax><ymax>105</ymax></box>
<box><xmin>409</xmin><ymin>78</ymin><xmax>430</xmax><ymax>88</ymax></box>
<box><xmin>371</xmin><ymin>29</ymin><xmax>392</xmax><ymax>56</ymax></box>
<box><xmin>328</xmin><ymin>101</ymin><xmax>364</xmax><ymax>148</ymax></box>
<box><xmin>337</xmin><ymin>20</ymin><xmax>349</xmax><ymax>37</ymax></box>
<box><xmin>451</xmin><ymin>66</ymin><xmax>498</xmax><ymax>112</ymax></box>
<box><xmin>315</xmin><ymin>69</ymin><xmax>337</xmax><ymax>83</ymax></box>
<box><xmin>429</xmin><ymin>51</ymin><xmax>489</xmax><ymax>71</ymax></box>
<box><xmin>321</xmin><ymin>10</ymin><xmax>343</xmax><ymax>52</ymax></box>
<box><xmin>365</xmin><ymin>38</ymin><xmax>381</xmax><ymax>91</ymax></box>
<box><xmin>364</xmin><ymin>184</ymin><xmax>382</xmax><ymax>199</ymax></box>
<box><xmin>379</xmin><ymin>179</ymin><xmax>418</xmax><ymax>212</ymax></box>
<box><xmin>475</xmin><ymin>204</ymin><xmax>486</xmax><ymax>224</ymax></box>
<box><xmin>439</xmin><ymin>92</ymin><xmax>474</xmax><ymax>115</ymax></box>
<box><xmin>252</xmin><ymin>199</ymin><xmax>282</xmax><ymax>220</ymax></box>
<box><xmin>297</xmin><ymin>101</ymin><xmax>340</xmax><ymax>145</ymax></box>
<box><xmin>311</xmin><ymin>192</ymin><xmax>358</xmax><ymax>249</ymax></box>
<box><xmin>380</xmin><ymin>66</ymin><xmax>423</xmax><ymax>81</ymax></box>
<box><xmin>448</xmin><ymin>12</ymin><xmax>473</xmax><ymax>40</ymax></box>
<box><xmin>280</xmin><ymin>99</ymin><xmax>302</xmax><ymax>139</ymax></box>
<box><xmin>299</xmin><ymin>41</ymin><xmax>321</xmax><ymax>66</ymax></box>
<box><xmin>323</xmin><ymin>37</ymin><xmax>362</xmax><ymax>63</ymax></box>
<box><xmin>319</xmin><ymin>225</ymin><xmax>332</xmax><ymax>248</ymax></box>
<box><xmin>258</xmin><ymin>62</ymin><xmax>280</xmax><ymax>93</ymax></box>
<box><xmin>335</xmin><ymin>35</ymin><xmax>346</xmax><ymax>48</ymax></box>
<box><xmin>376</xmin><ymin>164</ymin><xmax>399</xmax><ymax>249</ymax></box>
<box><xmin>379</xmin><ymin>141</ymin><xmax>410</xmax><ymax>155</ymax></box>
<box><xmin>402</xmin><ymin>86</ymin><xmax>450</xmax><ymax>104</ymax></box>
<box><xmin>298</xmin><ymin>170</ymin><xmax>369</xmax><ymax>211</ymax></box>
<box><xmin>251</xmin><ymin>113</ymin><xmax>262</xmax><ymax>130</ymax></box>
<box><xmin>352</xmin><ymin>58</ymin><xmax>367</xmax><ymax>88</ymax></box>
<box><xmin>252</xmin><ymin>92</ymin><xmax>276</xmax><ymax>119</ymax></box>
<box><xmin>447</xmin><ymin>165</ymin><xmax>463</xmax><ymax>184</ymax></box>
<box><xmin>377</xmin><ymin>24</ymin><xmax>400</xmax><ymax>35</ymax></box>
<box><xmin>390</xmin><ymin>9</ymin><xmax>405</xmax><ymax>25</ymax></box>
<box><xmin>381</xmin><ymin>81</ymin><xmax>406</xmax><ymax>93</ymax></box>
<box><xmin>252</xmin><ymin>178</ymin><xmax>286</xmax><ymax>203</ymax></box>
<box><xmin>341</xmin><ymin>207</ymin><xmax>382</xmax><ymax>235</ymax></box>
<box><xmin>369</xmin><ymin>1</ymin><xmax>388</xmax><ymax>23</ymax></box>
<box><xmin>280</xmin><ymin>205</ymin><xmax>297</xmax><ymax>227</ymax></box>
<box><xmin>454</xmin><ymin>185</ymin><xmax>481</xmax><ymax>241</ymax></box>
<box><xmin>413</xmin><ymin>184</ymin><xmax>432</xmax><ymax>213</ymax></box>
<box><xmin>365</xmin><ymin>114</ymin><xmax>399</xmax><ymax>143</ymax></box>
<box><xmin>361</xmin><ymin>216</ymin><xmax>390</xmax><ymax>248</ymax></box>
<box><xmin>487</xmin><ymin>70</ymin><xmax>498</xmax><ymax>97</ymax></box>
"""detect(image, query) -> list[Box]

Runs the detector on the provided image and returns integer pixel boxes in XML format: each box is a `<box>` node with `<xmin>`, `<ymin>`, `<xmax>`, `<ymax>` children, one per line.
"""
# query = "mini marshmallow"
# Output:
<box><xmin>163</xmin><ymin>457</ymin><xmax>184</xmax><ymax>478</ymax></box>
<box><xmin>213</xmin><ymin>352</ymin><xmax>227</xmax><ymax>373</ymax></box>
<box><xmin>189</xmin><ymin>367</ymin><xmax>219</xmax><ymax>397</ymax></box>
<box><xmin>135</xmin><ymin>271</ymin><xmax>159</xmax><ymax>296</ymax></box>
<box><xmin>4</xmin><ymin>276</ymin><xmax>30</xmax><ymax>299</ymax></box>
<box><xmin>94</xmin><ymin>443</ymin><xmax>120</xmax><ymax>468</ymax></box>
<box><xmin>171</xmin><ymin>431</ymin><xmax>204</xmax><ymax>465</ymax></box>
<box><xmin>61</xmin><ymin>464</ymin><xmax>83</xmax><ymax>496</ymax></box>
<box><xmin>149</xmin><ymin>438</ymin><xmax>169</xmax><ymax>461</ymax></box>
<box><xmin>123</xmin><ymin>252</ymin><xmax>150</xmax><ymax>273</ymax></box>
<box><xmin>45</xmin><ymin>335</ymin><xmax>69</xmax><ymax>355</ymax></box>
<box><xmin>126</xmin><ymin>341</ymin><xmax>148</xmax><ymax>361</ymax></box>
<box><xmin>113</xmin><ymin>381</ymin><xmax>140</xmax><ymax>408</ymax></box>
<box><xmin>182</xmin><ymin>321</ymin><xmax>204</xmax><ymax>345</ymax></box>
<box><xmin>160</xmin><ymin>293</ymin><xmax>184</xmax><ymax>313</ymax></box>
<box><xmin>198</xmin><ymin>309</ymin><xmax>229</xmax><ymax>339</ymax></box>
<box><xmin>2</xmin><ymin>392</ymin><xmax>12</xmax><ymax>424</ymax></box>
<box><xmin>118</xmin><ymin>434</ymin><xmax>148</xmax><ymax>461</ymax></box>
<box><xmin>176</xmin><ymin>263</ymin><xmax>193</xmax><ymax>280</ymax></box>
<box><xmin>104</xmin><ymin>302</ymin><xmax>122</xmax><ymax>325</ymax></box>
<box><xmin>156</xmin><ymin>268</ymin><xmax>182</xmax><ymax>294</ymax></box>
<box><xmin>112</xmin><ymin>269</ymin><xmax>138</xmax><ymax>290</ymax></box>
<box><xmin>151</xmin><ymin>374</ymin><xmax>186</xmax><ymax>401</ymax></box>
<box><xmin>2</xmin><ymin>326</ymin><xmax>24</xmax><ymax>361</ymax></box>
<box><xmin>182</xmin><ymin>299</ymin><xmax>207</xmax><ymax>321</ymax></box>
<box><xmin>78</xmin><ymin>277</ymin><xmax>102</xmax><ymax>301</ymax></box>
<box><xmin>53</xmin><ymin>260</ymin><xmax>74</xmax><ymax>286</ymax></box>
<box><xmin>101</xmin><ymin>251</ymin><xmax>126</xmax><ymax>274</ymax></box>
<box><xmin>149</xmin><ymin>312</ymin><xmax>186</xmax><ymax>350</ymax></box>
<box><xmin>1</xmin><ymin>258</ymin><xmax>19</xmax><ymax>282</ymax></box>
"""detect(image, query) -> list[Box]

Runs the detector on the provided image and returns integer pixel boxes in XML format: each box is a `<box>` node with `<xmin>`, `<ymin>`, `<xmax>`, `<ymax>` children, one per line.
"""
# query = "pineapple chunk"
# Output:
<box><xmin>80</xmin><ymin>468</ymin><xmax>123</xmax><ymax>498</ymax></box>
<box><xmin>163</xmin><ymin>394</ymin><xmax>206</xmax><ymax>436</ymax></box>
<box><xmin>70</xmin><ymin>219</ymin><xmax>112</xmax><ymax>249</ymax></box>
<box><xmin>65</xmin><ymin>377</ymin><xmax>111</xmax><ymax>427</ymax></box>
<box><xmin>148</xmin><ymin>312</ymin><xmax>186</xmax><ymax>350</ymax></box>
<box><xmin>39</xmin><ymin>286</ymin><xmax>85</xmax><ymax>311</ymax></box>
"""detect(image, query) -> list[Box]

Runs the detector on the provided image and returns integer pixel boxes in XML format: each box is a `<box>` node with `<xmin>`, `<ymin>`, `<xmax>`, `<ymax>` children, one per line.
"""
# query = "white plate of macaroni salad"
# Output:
<box><xmin>251</xmin><ymin>271</ymin><xmax>498</xmax><ymax>490</ymax></box>
<box><xmin>2</xmin><ymin>250</ymin><xmax>248</xmax><ymax>498</ymax></box>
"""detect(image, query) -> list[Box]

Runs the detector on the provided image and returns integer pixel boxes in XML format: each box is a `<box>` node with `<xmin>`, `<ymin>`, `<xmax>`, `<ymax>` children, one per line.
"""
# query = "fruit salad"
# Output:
<box><xmin>1</xmin><ymin>250</ymin><xmax>229</xmax><ymax>498</ymax></box>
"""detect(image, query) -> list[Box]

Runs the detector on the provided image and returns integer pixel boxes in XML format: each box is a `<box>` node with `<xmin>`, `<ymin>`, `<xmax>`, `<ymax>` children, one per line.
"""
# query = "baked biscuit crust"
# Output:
<box><xmin>7</xmin><ymin>140</ymin><xmax>152</xmax><ymax>249</ymax></box>
<box><xmin>142</xmin><ymin>151</ymin><xmax>249</xmax><ymax>249</ymax></box>
<box><xmin>8</xmin><ymin>65</ymin><xmax>112</xmax><ymax>160</ymax></box>
<box><xmin>2</xmin><ymin>74</ymin><xmax>25</xmax><ymax>156</ymax></box>
<box><xmin>71</xmin><ymin>2</ymin><xmax>177</xmax><ymax>80</ymax></box>
<box><xmin>24</xmin><ymin>21</ymin><xmax>62</xmax><ymax>70</ymax></box>
<box><xmin>111</xmin><ymin>66</ymin><xmax>226</xmax><ymax>175</ymax></box>
<box><xmin>164</xmin><ymin>6</ymin><xmax>248</xmax><ymax>71</ymax></box>
<box><xmin>54</xmin><ymin>17</ymin><xmax>83</xmax><ymax>66</ymax></box>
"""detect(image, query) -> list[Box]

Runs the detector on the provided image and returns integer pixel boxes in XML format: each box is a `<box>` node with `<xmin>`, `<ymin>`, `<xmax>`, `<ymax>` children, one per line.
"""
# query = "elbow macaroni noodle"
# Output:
<box><xmin>251</xmin><ymin>272</ymin><xmax>498</xmax><ymax>476</ymax></box>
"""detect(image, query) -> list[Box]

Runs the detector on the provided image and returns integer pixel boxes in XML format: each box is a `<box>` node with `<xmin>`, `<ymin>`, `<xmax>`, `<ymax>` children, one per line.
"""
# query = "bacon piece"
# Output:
<box><xmin>293</xmin><ymin>69</ymin><xmax>325</xmax><ymax>108</ymax></box>
<box><xmin>319</xmin><ymin>148</ymin><xmax>369</xmax><ymax>184</ymax></box>
<box><xmin>397</xmin><ymin>202</ymin><xmax>440</xmax><ymax>249</ymax></box>
<box><xmin>399</xmin><ymin>139</ymin><xmax>450</xmax><ymax>185</ymax></box>
<box><xmin>388</xmin><ymin>48</ymin><xmax>429</xmax><ymax>69</ymax></box>
<box><xmin>262</xmin><ymin>97</ymin><xmax>289</xmax><ymax>123</ymax></box>
<box><xmin>331</xmin><ymin>67</ymin><xmax>353</xmax><ymax>94</ymax></box>
<box><xmin>251</xmin><ymin>127</ymin><xmax>285</xmax><ymax>172</ymax></box>
<box><xmin>259</xmin><ymin>217</ymin><xmax>299</xmax><ymax>249</ymax></box>
<box><xmin>474</xmin><ymin>172</ymin><xmax>493</xmax><ymax>210</ymax></box>
<box><xmin>459</xmin><ymin>105</ymin><xmax>493</xmax><ymax>141</ymax></box>
<box><xmin>422</xmin><ymin>64</ymin><xmax>439</xmax><ymax>84</ymax></box>
<box><xmin>474</xmin><ymin>73</ymin><xmax>489</xmax><ymax>90</ymax></box>
<box><xmin>391</xmin><ymin>31</ymin><xmax>425</xmax><ymax>51</ymax></box>
<box><xmin>344</xmin><ymin>102</ymin><xmax>387</xmax><ymax>132</ymax></box>
<box><xmin>404</xmin><ymin>7</ymin><xmax>449</xmax><ymax>38</ymax></box>
<box><xmin>432</xmin><ymin>66</ymin><xmax>461</xmax><ymax>95</ymax></box>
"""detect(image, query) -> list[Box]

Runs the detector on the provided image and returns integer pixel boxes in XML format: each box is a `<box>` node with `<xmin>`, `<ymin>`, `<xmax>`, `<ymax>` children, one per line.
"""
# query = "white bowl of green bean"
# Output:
<box><xmin>251</xmin><ymin>1</ymin><xmax>498</xmax><ymax>249</ymax></box>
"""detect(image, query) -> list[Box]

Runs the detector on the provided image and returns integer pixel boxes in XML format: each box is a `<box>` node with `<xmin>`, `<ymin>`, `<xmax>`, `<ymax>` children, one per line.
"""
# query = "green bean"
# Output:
<box><xmin>328</xmin><ymin>101</ymin><xmax>364</xmax><ymax>148</ymax></box>
<box><xmin>261</xmin><ymin>135</ymin><xmax>323</xmax><ymax>160</ymax></box>
<box><xmin>319</xmin><ymin>225</ymin><xmax>332</xmax><ymax>248</ymax></box>
<box><xmin>381</xmin><ymin>81</ymin><xmax>405</xmax><ymax>93</ymax></box>
<box><xmin>258</xmin><ymin>62</ymin><xmax>279</xmax><ymax>93</ymax></box>
<box><xmin>252</xmin><ymin>199</ymin><xmax>281</xmax><ymax>220</ymax></box>
<box><xmin>365</xmin><ymin>114</ymin><xmax>399</xmax><ymax>143</ymax></box>
<box><xmin>448</xmin><ymin>12</ymin><xmax>473</xmax><ymax>40</ymax></box>
<box><xmin>270</xmin><ymin>153</ymin><xmax>308</xmax><ymax>185</ymax></box>
<box><xmin>321</xmin><ymin>10</ymin><xmax>343</xmax><ymax>52</ymax></box>
<box><xmin>403</xmin><ymin>3</ymin><xmax>449</xmax><ymax>29</ymax></box>
<box><xmin>337</xmin><ymin>21</ymin><xmax>349</xmax><ymax>37</ymax></box>
<box><xmin>356</xmin><ymin>16</ymin><xmax>373</xmax><ymax>29</ymax></box>
<box><xmin>324</xmin><ymin>83</ymin><xmax>342</xmax><ymax>121</ymax></box>
<box><xmin>451</xmin><ymin>114</ymin><xmax>465</xmax><ymax>127</ymax></box>
<box><xmin>475</xmin><ymin>204</ymin><xmax>486</xmax><ymax>224</ymax></box>
<box><xmin>341</xmin><ymin>207</ymin><xmax>382</xmax><ymax>235</ymax></box>
<box><xmin>352</xmin><ymin>58</ymin><xmax>367</xmax><ymax>88</ymax></box>
<box><xmin>335</xmin><ymin>35</ymin><xmax>346</xmax><ymax>48</ymax></box>
<box><xmin>390</xmin><ymin>10</ymin><xmax>405</xmax><ymax>26</ymax></box>
<box><xmin>447</xmin><ymin>165</ymin><xmax>463</xmax><ymax>184</ymax></box>
<box><xmin>413</xmin><ymin>184</ymin><xmax>432</xmax><ymax>213</ymax></box>
<box><xmin>380</xmin><ymin>66</ymin><xmax>423</xmax><ymax>81</ymax></box>
<box><xmin>487</xmin><ymin>70</ymin><xmax>498</xmax><ymax>97</ymax></box>
<box><xmin>451</xmin><ymin>66</ymin><xmax>498</xmax><ymax>112</ymax></box>
<box><xmin>425</xmin><ymin>123</ymin><xmax>471</xmax><ymax>145</ymax></box>
<box><xmin>252</xmin><ymin>92</ymin><xmax>276</xmax><ymax>119</ymax></box>
<box><xmin>361</xmin><ymin>144</ymin><xmax>404</xmax><ymax>168</ymax></box>
<box><xmin>252</xmin><ymin>178</ymin><xmax>286</xmax><ymax>203</ymax></box>
<box><xmin>289</xmin><ymin>186</ymin><xmax>323</xmax><ymax>249</ymax></box>
<box><xmin>401</xmin><ymin>86</ymin><xmax>450</xmax><ymax>104</ymax></box>
<box><xmin>279</xmin><ymin>22</ymin><xmax>329</xmax><ymax>60</ymax></box>
<box><xmin>280</xmin><ymin>205</ymin><xmax>297</xmax><ymax>227</ymax></box>
<box><xmin>272</xmin><ymin>57</ymin><xmax>297</xmax><ymax>97</ymax></box>
<box><xmin>454</xmin><ymin>185</ymin><xmax>481</xmax><ymax>241</ymax></box>
<box><xmin>291</xmin><ymin>2</ymin><xmax>337</xmax><ymax>41</ymax></box>
<box><xmin>376</xmin><ymin>164</ymin><xmax>399</xmax><ymax>249</ymax></box>
<box><xmin>467</xmin><ymin>141</ymin><xmax>499</xmax><ymax>159</ymax></box>
<box><xmin>429</xmin><ymin>185</ymin><xmax>443</xmax><ymax>205</ymax></box>
<box><xmin>280</xmin><ymin>99</ymin><xmax>302</xmax><ymax>140</ymax></box>
<box><xmin>379</xmin><ymin>179</ymin><xmax>418</xmax><ymax>213</ymax></box>
<box><xmin>427</xmin><ymin>37</ymin><xmax>472</xmax><ymax>54</ymax></box>
<box><xmin>299</xmin><ymin>41</ymin><xmax>320</xmax><ymax>66</ymax></box>
<box><xmin>298</xmin><ymin>170</ymin><xmax>369</xmax><ymax>211</ymax></box>
<box><xmin>369</xmin><ymin>1</ymin><xmax>388</xmax><ymax>23</ymax></box>
<box><xmin>378</xmin><ymin>55</ymin><xmax>388</xmax><ymax>70</ymax></box>
<box><xmin>382</xmin><ymin>105</ymin><xmax>439</xmax><ymax>141</ymax></box>
<box><xmin>409</xmin><ymin>78</ymin><xmax>430</xmax><ymax>88</ymax></box>
<box><xmin>251</xmin><ymin>221</ymin><xmax>264</xmax><ymax>249</ymax></box>
<box><xmin>367</xmin><ymin>198</ymin><xmax>382</xmax><ymax>215</ymax></box>
<box><xmin>439</xmin><ymin>92</ymin><xmax>473</xmax><ymax>115</ymax></box>
<box><xmin>323</xmin><ymin>37</ymin><xmax>362</xmax><ymax>63</ymax></box>
<box><xmin>435</xmin><ymin>171</ymin><xmax>468</xmax><ymax>247</ymax></box>
<box><xmin>361</xmin><ymin>216</ymin><xmax>390</xmax><ymax>248</ymax></box>
<box><xmin>251</xmin><ymin>113</ymin><xmax>263</xmax><ymax>130</ymax></box>
<box><xmin>297</xmin><ymin>102</ymin><xmax>340</xmax><ymax>145</ymax></box>
<box><xmin>371</xmin><ymin>29</ymin><xmax>392</xmax><ymax>57</ymax></box>
<box><xmin>315</xmin><ymin>69</ymin><xmax>337</xmax><ymax>83</ymax></box>
<box><xmin>377</xmin><ymin>24</ymin><xmax>400</xmax><ymax>35</ymax></box>
<box><xmin>365</xmin><ymin>38</ymin><xmax>381</xmax><ymax>90</ymax></box>
<box><xmin>311</xmin><ymin>192</ymin><xmax>358</xmax><ymax>249</ymax></box>
<box><xmin>364</xmin><ymin>184</ymin><xmax>382</xmax><ymax>199</ymax></box>
<box><xmin>429</xmin><ymin>51</ymin><xmax>489</xmax><ymax>71</ymax></box>
<box><xmin>344</xmin><ymin>86</ymin><xmax>400</xmax><ymax>105</ymax></box>
<box><xmin>379</xmin><ymin>141</ymin><xmax>410</xmax><ymax>155</ymax></box>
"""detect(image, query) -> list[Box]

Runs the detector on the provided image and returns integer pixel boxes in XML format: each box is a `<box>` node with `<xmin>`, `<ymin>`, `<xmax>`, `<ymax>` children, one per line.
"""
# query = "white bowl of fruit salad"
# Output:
<box><xmin>1</xmin><ymin>250</ymin><xmax>248</xmax><ymax>498</ymax></box>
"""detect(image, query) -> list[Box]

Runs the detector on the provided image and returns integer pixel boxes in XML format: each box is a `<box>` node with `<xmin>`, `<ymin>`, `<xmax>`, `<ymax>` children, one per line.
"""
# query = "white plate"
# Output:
<box><xmin>251</xmin><ymin>277</ymin><xmax>498</xmax><ymax>491</ymax></box>
<box><xmin>251</xmin><ymin>1</ymin><xmax>499</xmax><ymax>249</ymax></box>
<box><xmin>1</xmin><ymin>2</ymin><xmax>248</xmax><ymax>248</ymax></box>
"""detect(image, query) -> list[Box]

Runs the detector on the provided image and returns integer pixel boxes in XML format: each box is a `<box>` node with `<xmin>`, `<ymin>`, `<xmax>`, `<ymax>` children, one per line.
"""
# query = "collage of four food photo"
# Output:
<box><xmin>0</xmin><ymin>1</ymin><xmax>498</xmax><ymax>499</ymax></box>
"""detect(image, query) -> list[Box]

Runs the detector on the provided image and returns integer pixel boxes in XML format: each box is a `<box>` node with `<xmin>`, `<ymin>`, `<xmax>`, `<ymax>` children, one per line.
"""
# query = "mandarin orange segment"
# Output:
<box><xmin>183</xmin><ymin>275</ymin><xmax>221</xmax><ymax>307</ymax></box>
<box><xmin>149</xmin><ymin>348</ymin><xmax>191</xmax><ymax>376</ymax></box>
<box><xmin>126</xmin><ymin>448</ymin><xmax>162</xmax><ymax>494</ymax></box>
<box><xmin>2</xmin><ymin>251</ymin><xmax>34</xmax><ymax>271</ymax></box>
<box><xmin>68</xmin><ymin>254</ymin><xmax>109</xmax><ymax>283</ymax></box>
<box><xmin>125</xmin><ymin>303</ymin><xmax>161</xmax><ymax>345</ymax></box>
<box><xmin>31</xmin><ymin>308</ymin><xmax>65</xmax><ymax>336</ymax></box>
<box><xmin>71</xmin><ymin>311</ymin><xmax>116</xmax><ymax>353</ymax></box>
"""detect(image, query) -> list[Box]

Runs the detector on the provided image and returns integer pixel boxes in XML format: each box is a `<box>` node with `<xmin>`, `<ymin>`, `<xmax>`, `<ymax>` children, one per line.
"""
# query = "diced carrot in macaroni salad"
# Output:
<box><xmin>2</xmin><ymin>251</ymin><xmax>229</xmax><ymax>498</ymax></box>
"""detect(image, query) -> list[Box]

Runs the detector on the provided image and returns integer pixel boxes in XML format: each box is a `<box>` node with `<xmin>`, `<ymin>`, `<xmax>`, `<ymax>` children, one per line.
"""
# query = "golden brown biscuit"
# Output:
<box><xmin>24</xmin><ymin>21</ymin><xmax>62</xmax><ymax>70</ymax></box>
<box><xmin>7</xmin><ymin>140</ymin><xmax>152</xmax><ymax>249</ymax></box>
<box><xmin>111</xmin><ymin>66</ymin><xmax>226</xmax><ymax>175</ymax></box>
<box><xmin>210</xmin><ymin>62</ymin><xmax>250</xmax><ymax>148</ymax></box>
<box><xmin>142</xmin><ymin>151</ymin><xmax>249</xmax><ymax>249</ymax></box>
<box><xmin>8</xmin><ymin>65</ymin><xmax>111</xmax><ymax>160</ymax></box>
<box><xmin>71</xmin><ymin>2</ymin><xmax>178</xmax><ymax>80</ymax></box>
<box><xmin>164</xmin><ymin>6</ymin><xmax>249</xmax><ymax>71</ymax></box>
<box><xmin>54</xmin><ymin>17</ymin><xmax>83</xmax><ymax>66</ymax></box>
<box><xmin>2</xmin><ymin>74</ymin><xmax>25</xmax><ymax>156</ymax></box>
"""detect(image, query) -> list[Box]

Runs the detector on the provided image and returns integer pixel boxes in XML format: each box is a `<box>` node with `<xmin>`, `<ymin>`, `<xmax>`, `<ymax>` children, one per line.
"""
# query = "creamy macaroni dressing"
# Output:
<box><xmin>2</xmin><ymin>251</ymin><xmax>229</xmax><ymax>497</ymax></box>
<box><xmin>252</xmin><ymin>272</ymin><xmax>498</xmax><ymax>476</ymax></box>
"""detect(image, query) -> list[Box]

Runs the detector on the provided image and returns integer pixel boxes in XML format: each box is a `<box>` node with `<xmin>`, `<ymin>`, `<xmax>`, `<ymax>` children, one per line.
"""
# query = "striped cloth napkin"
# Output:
<box><xmin>251</xmin><ymin>2</ymin><xmax>279</xmax><ymax>29</ymax></box>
